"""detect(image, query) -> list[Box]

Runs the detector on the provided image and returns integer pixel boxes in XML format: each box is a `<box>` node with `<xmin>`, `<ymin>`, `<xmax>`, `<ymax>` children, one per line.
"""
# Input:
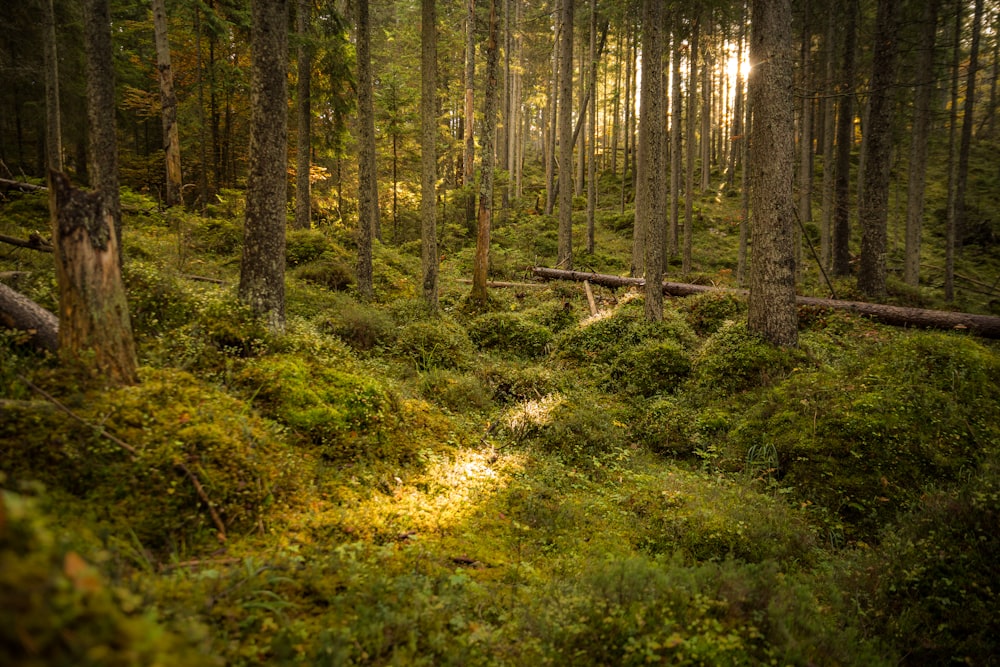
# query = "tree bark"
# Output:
<box><xmin>464</xmin><ymin>0</ymin><xmax>476</xmax><ymax>231</ymax></box>
<box><xmin>84</xmin><ymin>0</ymin><xmax>122</xmax><ymax>263</ymax></box>
<box><xmin>152</xmin><ymin>0</ymin><xmax>182</xmax><ymax>207</ymax></box>
<box><xmin>586</xmin><ymin>0</ymin><xmax>597</xmax><ymax>255</ymax></box>
<box><xmin>41</xmin><ymin>0</ymin><xmax>62</xmax><ymax>174</ymax></box>
<box><xmin>944</xmin><ymin>2</ymin><xmax>963</xmax><ymax>302</ymax></box>
<box><xmin>295</xmin><ymin>0</ymin><xmax>313</xmax><ymax>229</ymax></box>
<box><xmin>557</xmin><ymin>0</ymin><xmax>574</xmax><ymax>269</ymax></box>
<box><xmin>356</xmin><ymin>0</ymin><xmax>376</xmax><ymax>301</ymax></box>
<box><xmin>421</xmin><ymin>0</ymin><xmax>439</xmax><ymax>310</ymax></box>
<box><xmin>832</xmin><ymin>0</ymin><xmax>857</xmax><ymax>276</ymax></box>
<box><xmin>684</xmin><ymin>19</ymin><xmax>699</xmax><ymax>275</ymax></box>
<box><xmin>0</xmin><ymin>282</ymin><xmax>59</xmax><ymax>352</ymax></box>
<box><xmin>638</xmin><ymin>0</ymin><xmax>665</xmax><ymax>321</ymax></box>
<box><xmin>747</xmin><ymin>0</ymin><xmax>797</xmax><ymax>346</ymax></box>
<box><xmin>471</xmin><ymin>0</ymin><xmax>501</xmax><ymax>306</ymax></box>
<box><xmin>904</xmin><ymin>0</ymin><xmax>941</xmax><ymax>286</ymax></box>
<box><xmin>953</xmin><ymin>0</ymin><xmax>984</xmax><ymax>262</ymax></box>
<box><xmin>670</xmin><ymin>35</ymin><xmax>683</xmax><ymax>258</ymax></box>
<box><xmin>857</xmin><ymin>0</ymin><xmax>900</xmax><ymax>299</ymax></box>
<box><xmin>240</xmin><ymin>0</ymin><xmax>288</xmax><ymax>330</ymax></box>
<box><xmin>530</xmin><ymin>267</ymin><xmax>1000</xmax><ymax>339</ymax></box>
<box><xmin>545</xmin><ymin>2</ymin><xmax>559</xmax><ymax>216</ymax></box>
<box><xmin>50</xmin><ymin>172</ymin><xmax>137</xmax><ymax>384</ymax></box>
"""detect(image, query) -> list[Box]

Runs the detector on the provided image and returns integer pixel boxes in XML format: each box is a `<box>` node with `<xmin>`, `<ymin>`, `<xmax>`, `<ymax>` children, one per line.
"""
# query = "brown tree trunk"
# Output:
<box><xmin>684</xmin><ymin>19</ymin><xmax>699</xmax><ymax>275</ymax></box>
<box><xmin>747</xmin><ymin>0</ymin><xmax>797</xmax><ymax>346</ymax></box>
<box><xmin>356</xmin><ymin>0</ymin><xmax>376</xmax><ymax>301</ymax></box>
<box><xmin>295</xmin><ymin>0</ymin><xmax>313</xmax><ymax>229</ymax></box>
<box><xmin>557</xmin><ymin>0</ymin><xmax>574</xmax><ymax>269</ymax></box>
<box><xmin>904</xmin><ymin>0</ymin><xmax>940</xmax><ymax>286</ymax></box>
<box><xmin>240</xmin><ymin>0</ymin><xmax>288</xmax><ymax>330</ymax></box>
<box><xmin>42</xmin><ymin>0</ymin><xmax>62</xmax><ymax>174</ymax></box>
<box><xmin>421</xmin><ymin>0</ymin><xmax>439</xmax><ymax>310</ymax></box>
<box><xmin>84</xmin><ymin>0</ymin><xmax>122</xmax><ymax>263</ymax></box>
<box><xmin>50</xmin><ymin>172</ymin><xmax>137</xmax><ymax>384</ymax></box>
<box><xmin>857</xmin><ymin>0</ymin><xmax>900</xmax><ymax>299</ymax></box>
<box><xmin>464</xmin><ymin>0</ymin><xmax>476</xmax><ymax>230</ymax></box>
<box><xmin>638</xmin><ymin>0</ymin><xmax>665</xmax><ymax>321</ymax></box>
<box><xmin>152</xmin><ymin>0</ymin><xmax>182</xmax><ymax>208</ymax></box>
<box><xmin>586</xmin><ymin>0</ymin><xmax>597</xmax><ymax>255</ymax></box>
<box><xmin>832</xmin><ymin>0</ymin><xmax>857</xmax><ymax>277</ymax></box>
<box><xmin>471</xmin><ymin>0</ymin><xmax>501</xmax><ymax>306</ymax></box>
<box><xmin>670</xmin><ymin>35</ymin><xmax>683</xmax><ymax>258</ymax></box>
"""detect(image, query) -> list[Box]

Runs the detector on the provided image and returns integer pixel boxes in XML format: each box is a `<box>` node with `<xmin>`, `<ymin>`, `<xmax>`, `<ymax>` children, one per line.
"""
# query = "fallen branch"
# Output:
<box><xmin>0</xmin><ymin>177</ymin><xmax>46</xmax><ymax>192</ymax></box>
<box><xmin>531</xmin><ymin>266</ymin><xmax>1000</xmax><ymax>339</ymax></box>
<box><xmin>19</xmin><ymin>376</ymin><xmax>227</xmax><ymax>542</ymax></box>
<box><xmin>457</xmin><ymin>278</ymin><xmax>546</xmax><ymax>289</ymax></box>
<box><xmin>583</xmin><ymin>280</ymin><xmax>598</xmax><ymax>316</ymax></box>
<box><xmin>0</xmin><ymin>232</ymin><xmax>53</xmax><ymax>252</ymax></box>
<box><xmin>180</xmin><ymin>273</ymin><xmax>227</xmax><ymax>285</ymax></box>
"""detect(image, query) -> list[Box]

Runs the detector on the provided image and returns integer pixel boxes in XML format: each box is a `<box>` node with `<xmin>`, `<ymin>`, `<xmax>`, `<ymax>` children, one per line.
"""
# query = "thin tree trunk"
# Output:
<box><xmin>857</xmin><ymin>0</ymin><xmax>900</xmax><ymax>300</ymax></box>
<box><xmin>638</xmin><ymin>0</ymin><xmax>665</xmax><ymax>321</ymax></box>
<box><xmin>670</xmin><ymin>35</ymin><xmax>683</xmax><ymax>257</ymax></box>
<box><xmin>421</xmin><ymin>0</ymin><xmax>438</xmax><ymax>310</ymax></box>
<box><xmin>194</xmin><ymin>4</ymin><xmax>208</xmax><ymax>206</ymax></box>
<box><xmin>903</xmin><ymin>0</ymin><xmax>940</xmax><ymax>286</ymax></box>
<box><xmin>586</xmin><ymin>0</ymin><xmax>597</xmax><ymax>254</ymax></box>
<box><xmin>684</xmin><ymin>19</ymin><xmax>699</xmax><ymax>275</ymax></box>
<box><xmin>152</xmin><ymin>0</ymin><xmax>182</xmax><ymax>207</ymax></box>
<box><xmin>832</xmin><ymin>0</ymin><xmax>857</xmax><ymax>276</ymax></box>
<box><xmin>356</xmin><ymin>0</ymin><xmax>376</xmax><ymax>301</ymax></box>
<box><xmin>620</xmin><ymin>15</ymin><xmax>632</xmax><ymax>214</ymax></box>
<box><xmin>798</xmin><ymin>4</ymin><xmax>813</xmax><ymax>231</ymax></box>
<box><xmin>953</xmin><ymin>0</ymin><xmax>984</xmax><ymax>261</ymax></box>
<box><xmin>557</xmin><ymin>0</ymin><xmax>574</xmax><ymax>268</ymax></box>
<box><xmin>295</xmin><ymin>0</ymin><xmax>312</xmax><ymax>229</ymax></box>
<box><xmin>84</xmin><ymin>0</ymin><xmax>122</xmax><ymax>264</ymax></box>
<box><xmin>471</xmin><ymin>0</ymin><xmax>502</xmax><ymax>305</ymax></box>
<box><xmin>240</xmin><ymin>0</ymin><xmax>288</xmax><ymax>331</ymax></box>
<box><xmin>545</xmin><ymin>2</ymin><xmax>560</xmax><ymax>216</ymax></box>
<box><xmin>944</xmin><ymin>2</ymin><xmax>964</xmax><ymax>302</ymax></box>
<box><xmin>42</xmin><ymin>0</ymin><xmax>61</xmax><ymax>174</ymax></box>
<box><xmin>820</xmin><ymin>7</ymin><xmax>837</xmax><ymax>269</ymax></box>
<box><xmin>701</xmin><ymin>13</ymin><xmax>712</xmax><ymax>191</ymax></box>
<box><xmin>464</xmin><ymin>0</ymin><xmax>476</xmax><ymax>229</ymax></box>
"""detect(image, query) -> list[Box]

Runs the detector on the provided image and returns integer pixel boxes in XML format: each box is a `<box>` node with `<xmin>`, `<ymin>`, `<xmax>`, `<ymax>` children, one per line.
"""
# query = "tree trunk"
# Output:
<box><xmin>620</xmin><ymin>15</ymin><xmax>633</xmax><ymax>215</ymax></box>
<box><xmin>356</xmin><ymin>0</ymin><xmax>376</xmax><ymax>301</ymax></box>
<box><xmin>421</xmin><ymin>0</ymin><xmax>439</xmax><ymax>310</ymax></box>
<box><xmin>903</xmin><ymin>0</ymin><xmax>939</xmax><ymax>287</ymax></box>
<box><xmin>545</xmin><ymin>2</ymin><xmax>559</xmax><ymax>216</ymax></box>
<box><xmin>586</xmin><ymin>0</ymin><xmax>597</xmax><ymax>255</ymax></box>
<box><xmin>471</xmin><ymin>0</ymin><xmax>501</xmax><ymax>306</ymax></box>
<box><xmin>638</xmin><ymin>0</ymin><xmax>665</xmax><ymax>321</ymax></box>
<box><xmin>240</xmin><ymin>0</ymin><xmax>288</xmax><ymax>331</ymax></box>
<box><xmin>747</xmin><ymin>0</ymin><xmax>797</xmax><ymax>346</ymax></box>
<box><xmin>41</xmin><ymin>0</ymin><xmax>62</xmax><ymax>174</ymax></box>
<box><xmin>84</xmin><ymin>0</ymin><xmax>122</xmax><ymax>263</ymax></box>
<box><xmin>670</xmin><ymin>36</ymin><xmax>683</xmax><ymax>258</ymax></box>
<box><xmin>944</xmin><ymin>2</ymin><xmax>963</xmax><ymax>302</ymax></box>
<box><xmin>295</xmin><ymin>0</ymin><xmax>313</xmax><ymax>229</ymax></box>
<box><xmin>50</xmin><ymin>172</ymin><xmax>137</xmax><ymax>384</ymax></box>
<box><xmin>464</xmin><ymin>0</ymin><xmax>476</xmax><ymax>231</ymax></box>
<box><xmin>857</xmin><ymin>0</ymin><xmax>900</xmax><ymax>299</ymax></box>
<box><xmin>701</xmin><ymin>14</ymin><xmax>712</xmax><ymax>192</ymax></box>
<box><xmin>532</xmin><ymin>266</ymin><xmax>1000</xmax><ymax>338</ymax></box>
<box><xmin>953</xmin><ymin>0</ymin><xmax>984</xmax><ymax>260</ymax></box>
<box><xmin>152</xmin><ymin>0</ymin><xmax>182</xmax><ymax>208</ymax></box>
<box><xmin>684</xmin><ymin>19</ymin><xmax>699</xmax><ymax>275</ymax></box>
<box><xmin>0</xmin><ymin>282</ymin><xmax>59</xmax><ymax>352</ymax></box>
<box><xmin>557</xmin><ymin>0</ymin><xmax>574</xmax><ymax>269</ymax></box>
<box><xmin>832</xmin><ymin>0</ymin><xmax>857</xmax><ymax>276</ymax></box>
<box><xmin>820</xmin><ymin>8</ymin><xmax>837</xmax><ymax>269</ymax></box>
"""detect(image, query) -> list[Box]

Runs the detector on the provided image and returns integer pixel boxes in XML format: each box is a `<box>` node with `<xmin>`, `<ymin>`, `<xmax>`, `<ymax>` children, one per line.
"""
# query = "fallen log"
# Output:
<box><xmin>0</xmin><ymin>282</ymin><xmax>59</xmax><ymax>351</ymax></box>
<box><xmin>0</xmin><ymin>232</ymin><xmax>53</xmax><ymax>252</ymax></box>
<box><xmin>0</xmin><ymin>178</ymin><xmax>47</xmax><ymax>193</ymax></box>
<box><xmin>531</xmin><ymin>266</ymin><xmax>1000</xmax><ymax>339</ymax></box>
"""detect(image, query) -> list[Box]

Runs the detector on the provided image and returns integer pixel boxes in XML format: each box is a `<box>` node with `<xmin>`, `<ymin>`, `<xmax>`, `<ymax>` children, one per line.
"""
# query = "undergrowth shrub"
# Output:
<box><xmin>125</xmin><ymin>262</ymin><xmax>195</xmax><ymax>336</ymax></box>
<box><xmin>285</xmin><ymin>229</ymin><xmax>332</xmax><ymax>267</ymax></box>
<box><xmin>691</xmin><ymin>322</ymin><xmax>802</xmax><ymax>395</ymax></box>
<box><xmin>186</xmin><ymin>217</ymin><xmax>241</xmax><ymax>256</ymax></box>
<box><xmin>320</xmin><ymin>298</ymin><xmax>396</xmax><ymax>352</ymax></box>
<box><xmin>606</xmin><ymin>339</ymin><xmax>691</xmax><ymax>396</ymax></box>
<box><xmin>0</xmin><ymin>488</ymin><xmax>216</xmax><ymax>666</ymax></box>
<box><xmin>630</xmin><ymin>398</ymin><xmax>699</xmax><ymax>455</ymax></box>
<box><xmin>396</xmin><ymin>318</ymin><xmax>475</xmax><ymax>370</ymax></box>
<box><xmin>237</xmin><ymin>355</ymin><xmax>400</xmax><ymax>462</ymax></box>
<box><xmin>293</xmin><ymin>259</ymin><xmax>354</xmax><ymax>291</ymax></box>
<box><xmin>467</xmin><ymin>312</ymin><xmax>552</xmax><ymax>359</ymax></box>
<box><xmin>522</xmin><ymin>298</ymin><xmax>580</xmax><ymax>333</ymax></box>
<box><xmin>514</xmin><ymin>395</ymin><xmax>629</xmax><ymax>468</ymax></box>
<box><xmin>478</xmin><ymin>361</ymin><xmax>558</xmax><ymax>404</ymax></box>
<box><xmin>552</xmin><ymin>298</ymin><xmax>697</xmax><ymax>368</ymax></box>
<box><xmin>678</xmin><ymin>291</ymin><xmax>746</xmax><ymax>335</ymax></box>
<box><xmin>418</xmin><ymin>369</ymin><xmax>493</xmax><ymax>413</ymax></box>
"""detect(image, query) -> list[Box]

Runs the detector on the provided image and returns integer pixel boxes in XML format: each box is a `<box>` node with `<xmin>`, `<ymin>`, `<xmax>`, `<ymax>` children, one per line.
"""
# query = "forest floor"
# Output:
<box><xmin>1</xmin><ymin>176</ymin><xmax>999</xmax><ymax>665</ymax></box>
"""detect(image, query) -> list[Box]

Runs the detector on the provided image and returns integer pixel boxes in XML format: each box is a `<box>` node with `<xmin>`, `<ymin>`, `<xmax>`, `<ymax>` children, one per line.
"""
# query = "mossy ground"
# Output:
<box><xmin>1</xmin><ymin>178</ymin><xmax>998</xmax><ymax>665</ymax></box>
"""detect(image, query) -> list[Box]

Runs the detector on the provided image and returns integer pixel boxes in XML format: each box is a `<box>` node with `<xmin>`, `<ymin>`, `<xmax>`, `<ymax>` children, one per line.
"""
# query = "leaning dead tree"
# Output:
<box><xmin>531</xmin><ymin>267</ymin><xmax>1000</xmax><ymax>339</ymax></box>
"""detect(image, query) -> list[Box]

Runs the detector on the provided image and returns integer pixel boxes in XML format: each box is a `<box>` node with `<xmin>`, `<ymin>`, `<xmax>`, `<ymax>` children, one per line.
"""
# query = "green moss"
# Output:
<box><xmin>678</xmin><ymin>291</ymin><xmax>747</xmax><ymax>335</ymax></box>
<box><xmin>418</xmin><ymin>369</ymin><xmax>493</xmax><ymax>413</ymax></box>
<box><xmin>691</xmin><ymin>321</ymin><xmax>803</xmax><ymax>395</ymax></box>
<box><xmin>0</xmin><ymin>489</ymin><xmax>217</xmax><ymax>666</ymax></box>
<box><xmin>606</xmin><ymin>339</ymin><xmax>691</xmax><ymax>396</ymax></box>
<box><xmin>396</xmin><ymin>318</ymin><xmax>475</xmax><ymax>371</ymax></box>
<box><xmin>467</xmin><ymin>312</ymin><xmax>553</xmax><ymax>359</ymax></box>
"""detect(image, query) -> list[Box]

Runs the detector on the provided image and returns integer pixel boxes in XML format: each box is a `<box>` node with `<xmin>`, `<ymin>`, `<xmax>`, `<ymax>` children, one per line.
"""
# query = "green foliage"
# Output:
<box><xmin>293</xmin><ymin>258</ymin><xmax>355</xmax><ymax>291</ymax></box>
<box><xmin>284</xmin><ymin>229</ymin><xmax>333</xmax><ymax>267</ymax></box>
<box><xmin>418</xmin><ymin>369</ymin><xmax>493</xmax><ymax>413</ymax></box>
<box><xmin>606</xmin><ymin>339</ymin><xmax>692</xmax><ymax>396</ymax></box>
<box><xmin>691</xmin><ymin>322</ymin><xmax>802</xmax><ymax>395</ymax></box>
<box><xmin>679</xmin><ymin>291</ymin><xmax>747</xmax><ymax>335</ymax></box>
<box><xmin>478</xmin><ymin>360</ymin><xmax>558</xmax><ymax>405</ymax></box>
<box><xmin>466</xmin><ymin>312</ymin><xmax>553</xmax><ymax>359</ymax></box>
<box><xmin>125</xmin><ymin>261</ymin><xmax>196</xmax><ymax>336</ymax></box>
<box><xmin>395</xmin><ymin>318</ymin><xmax>475</xmax><ymax>371</ymax></box>
<box><xmin>237</xmin><ymin>354</ymin><xmax>401</xmax><ymax>462</ymax></box>
<box><xmin>552</xmin><ymin>298</ymin><xmax>697</xmax><ymax>368</ymax></box>
<box><xmin>320</xmin><ymin>297</ymin><xmax>396</xmax><ymax>352</ymax></box>
<box><xmin>0</xmin><ymin>489</ymin><xmax>217</xmax><ymax>666</ymax></box>
<box><xmin>186</xmin><ymin>217</ymin><xmax>242</xmax><ymax>256</ymax></box>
